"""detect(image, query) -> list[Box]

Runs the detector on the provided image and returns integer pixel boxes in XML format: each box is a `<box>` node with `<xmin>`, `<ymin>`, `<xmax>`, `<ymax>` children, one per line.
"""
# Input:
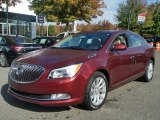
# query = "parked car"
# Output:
<box><xmin>56</xmin><ymin>31</ymin><xmax>79</xmax><ymax>40</ymax></box>
<box><xmin>145</xmin><ymin>36</ymin><xmax>160</xmax><ymax>47</ymax></box>
<box><xmin>0</xmin><ymin>35</ymin><xmax>42</xmax><ymax>67</ymax></box>
<box><xmin>32</xmin><ymin>36</ymin><xmax>58</xmax><ymax>48</ymax></box>
<box><xmin>8</xmin><ymin>30</ymin><xmax>155</xmax><ymax>110</ymax></box>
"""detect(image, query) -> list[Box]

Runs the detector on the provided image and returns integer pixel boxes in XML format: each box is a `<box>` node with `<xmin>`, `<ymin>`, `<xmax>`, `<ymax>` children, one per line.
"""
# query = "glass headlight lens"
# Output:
<box><xmin>48</xmin><ymin>63</ymin><xmax>82</xmax><ymax>79</ymax></box>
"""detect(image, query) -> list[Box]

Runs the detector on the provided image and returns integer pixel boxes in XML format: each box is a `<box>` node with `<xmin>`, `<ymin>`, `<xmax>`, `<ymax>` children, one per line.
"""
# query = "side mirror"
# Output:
<box><xmin>113</xmin><ymin>44</ymin><xmax>127</xmax><ymax>51</ymax></box>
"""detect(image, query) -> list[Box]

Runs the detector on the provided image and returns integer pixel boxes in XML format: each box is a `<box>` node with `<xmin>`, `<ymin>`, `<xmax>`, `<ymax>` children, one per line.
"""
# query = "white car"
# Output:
<box><xmin>56</xmin><ymin>31</ymin><xmax>79</xmax><ymax>39</ymax></box>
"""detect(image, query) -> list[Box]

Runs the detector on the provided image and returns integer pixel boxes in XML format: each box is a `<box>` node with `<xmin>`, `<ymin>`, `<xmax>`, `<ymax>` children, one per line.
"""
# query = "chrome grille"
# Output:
<box><xmin>10</xmin><ymin>62</ymin><xmax>45</xmax><ymax>83</ymax></box>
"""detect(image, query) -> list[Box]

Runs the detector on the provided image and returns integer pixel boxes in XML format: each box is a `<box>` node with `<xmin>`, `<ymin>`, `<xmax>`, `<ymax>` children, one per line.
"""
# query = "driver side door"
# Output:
<box><xmin>108</xmin><ymin>34</ymin><xmax>136</xmax><ymax>86</ymax></box>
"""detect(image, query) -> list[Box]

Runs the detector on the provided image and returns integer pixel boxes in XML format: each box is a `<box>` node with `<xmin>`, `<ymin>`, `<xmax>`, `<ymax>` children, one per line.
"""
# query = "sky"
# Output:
<box><xmin>3</xmin><ymin>0</ymin><xmax>160</xmax><ymax>24</ymax></box>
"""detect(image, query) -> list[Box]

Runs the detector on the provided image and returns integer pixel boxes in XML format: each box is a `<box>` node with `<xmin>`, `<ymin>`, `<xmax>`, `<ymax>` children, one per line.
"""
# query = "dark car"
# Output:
<box><xmin>32</xmin><ymin>36</ymin><xmax>58</xmax><ymax>48</ymax></box>
<box><xmin>0</xmin><ymin>35</ymin><xmax>42</xmax><ymax>67</ymax></box>
<box><xmin>8</xmin><ymin>30</ymin><xmax>155</xmax><ymax>110</ymax></box>
<box><xmin>145</xmin><ymin>36</ymin><xmax>160</xmax><ymax>47</ymax></box>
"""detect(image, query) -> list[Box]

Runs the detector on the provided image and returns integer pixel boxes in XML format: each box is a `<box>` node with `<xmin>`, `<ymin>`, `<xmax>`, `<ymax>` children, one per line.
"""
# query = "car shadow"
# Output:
<box><xmin>1</xmin><ymin>84</ymin><xmax>71</xmax><ymax>112</ymax></box>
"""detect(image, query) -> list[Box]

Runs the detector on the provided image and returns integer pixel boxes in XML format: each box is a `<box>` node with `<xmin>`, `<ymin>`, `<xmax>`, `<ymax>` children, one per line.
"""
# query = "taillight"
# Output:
<box><xmin>11</xmin><ymin>45</ymin><xmax>22</xmax><ymax>52</ymax></box>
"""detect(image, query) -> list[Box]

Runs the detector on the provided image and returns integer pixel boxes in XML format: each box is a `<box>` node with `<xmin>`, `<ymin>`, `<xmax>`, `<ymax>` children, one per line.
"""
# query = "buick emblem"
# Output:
<box><xmin>15</xmin><ymin>67</ymin><xmax>24</xmax><ymax>76</ymax></box>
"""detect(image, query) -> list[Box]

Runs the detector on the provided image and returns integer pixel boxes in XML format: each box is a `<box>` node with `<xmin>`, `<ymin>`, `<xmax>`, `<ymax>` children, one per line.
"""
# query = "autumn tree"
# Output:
<box><xmin>115</xmin><ymin>0</ymin><xmax>146</xmax><ymax>32</ymax></box>
<box><xmin>0</xmin><ymin>0</ymin><xmax>21</xmax><ymax>10</ymax></box>
<box><xmin>77</xmin><ymin>20</ymin><xmax>116</xmax><ymax>31</ymax></box>
<box><xmin>28</xmin><ymin>0</ymin><xmax>106</xmax><ymax>31</ymax></box>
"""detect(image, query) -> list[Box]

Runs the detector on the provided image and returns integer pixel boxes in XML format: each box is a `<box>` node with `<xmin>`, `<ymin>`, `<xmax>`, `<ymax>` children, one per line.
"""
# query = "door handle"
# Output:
<box><xmin>130</xmin><ymin>56</ymin><xmax>136</xmax><ymax>64</ymax></box>
<box><xmin>130</xmin><ymin>56</ymin><xmax>135</xmax><ymax>59</ymax></box>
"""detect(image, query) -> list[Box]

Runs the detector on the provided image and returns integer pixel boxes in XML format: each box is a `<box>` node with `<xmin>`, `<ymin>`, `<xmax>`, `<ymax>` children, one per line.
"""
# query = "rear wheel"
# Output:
<box><xmin>0</xmin><ymin>53</ymin><xmax>9</xmax><ymax>67</ymax></box>
<box><xmin>83</xmin><ymin>71</ymin><xmax>108</xmax><ymax>110</ymax></box>
<box><xmin>142</xmin><ymin>60</ymin><xmax>154</xmax><ymax>82</ymax></box>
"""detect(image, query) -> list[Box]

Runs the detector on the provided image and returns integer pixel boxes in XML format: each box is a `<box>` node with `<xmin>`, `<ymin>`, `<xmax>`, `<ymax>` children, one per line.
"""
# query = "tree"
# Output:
<box><xmin>28</xmin><ymin>0</ymin><xmax>106</xmax><ymax>30</ymax></box>
<box><xmin>138</xmin><ymin>2</ymin><xmax>160</xmax><ymax>37</ymax></box>
<box><xmin>152</xmin><ymin>2</ymin><xmax>160</xmax><ymax>36</ymax></box>
<box><xmin>0</xmin><ymin>0</ymin><xmax>21</xmax><ymax>10</ymax></box>
<box><xmin>77</xmin><ymin>19</ymin><xmax>116</xmax><ymax>31</ymax></box>
<box><xmin>115</xmin><ymin>0</ymin><xmax>146</xmax><ymax>31</ymax></box>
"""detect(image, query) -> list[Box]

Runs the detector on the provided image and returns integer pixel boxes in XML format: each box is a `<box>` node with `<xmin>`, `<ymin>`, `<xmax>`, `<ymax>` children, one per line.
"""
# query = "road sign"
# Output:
<box><xmin>38</xmin><ymin>15</ymin><xmax>44</xmax><ymax>23</ymax></box>
<box><xmin>138</xmin><ymin>12</ymin><xmax>147</xmax><ymax>24</ymax></box>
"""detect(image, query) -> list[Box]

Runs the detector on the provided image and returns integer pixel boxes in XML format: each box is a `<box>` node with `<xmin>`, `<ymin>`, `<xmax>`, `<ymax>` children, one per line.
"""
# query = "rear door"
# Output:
<box><xmin>127</xmin><ymin>34</ymin><xmax>147</xmax><ymax>74</ymax></box>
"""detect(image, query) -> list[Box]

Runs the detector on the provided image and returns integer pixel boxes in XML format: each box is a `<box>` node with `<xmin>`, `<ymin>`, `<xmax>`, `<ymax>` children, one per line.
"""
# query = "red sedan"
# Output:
<box><xmin>8</xmin><ymin>30</ymin><xmax>155</xmax><ymax>110</ymax></box>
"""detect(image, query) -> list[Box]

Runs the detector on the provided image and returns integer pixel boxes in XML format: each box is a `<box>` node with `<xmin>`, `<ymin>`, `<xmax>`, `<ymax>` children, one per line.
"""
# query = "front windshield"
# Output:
<box><xmin>53</xmin><ymin>32</ymin><xmax>110</xmax><ymax>50</ymax></box>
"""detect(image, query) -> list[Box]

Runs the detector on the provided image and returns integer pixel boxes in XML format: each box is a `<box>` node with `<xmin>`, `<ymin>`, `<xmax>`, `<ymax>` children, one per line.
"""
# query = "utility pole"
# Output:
<box><xmin>157</xmin><ymin>0</ymin><xmax>159</xmax><ymax>36</ymax></box>
<box><xmin>128</xmin><ymin>0</ymin><xmax>131</xmax><ymax>30</ymax></box>
<box><xmin>6</xmin><ymin>0</ymin><xmax>9</xmax><ymax>35</ymax></box>
<box><xmin>128</xmin><ymin>10</ymin><xmax>131</xmax><ymax>30</ymax></box>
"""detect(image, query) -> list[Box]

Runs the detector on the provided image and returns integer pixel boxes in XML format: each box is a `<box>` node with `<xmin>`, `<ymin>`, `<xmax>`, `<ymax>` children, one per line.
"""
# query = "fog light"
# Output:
<box><xmin>51</xmin><ymin>93</ymin><xmax>71</xmax><ymax>100</ymax></box>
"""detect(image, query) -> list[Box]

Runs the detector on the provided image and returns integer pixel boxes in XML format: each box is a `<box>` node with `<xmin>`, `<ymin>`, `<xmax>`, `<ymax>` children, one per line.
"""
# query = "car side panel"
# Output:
<box><xmin>107</xmin><ymin>48</ymin><xmax>137</xmax><ymax>86</ymax></box>
<box><xmin>128</xmin><ymin>45</ymin><xmax>147</xmax><ymax>75</ymax></box>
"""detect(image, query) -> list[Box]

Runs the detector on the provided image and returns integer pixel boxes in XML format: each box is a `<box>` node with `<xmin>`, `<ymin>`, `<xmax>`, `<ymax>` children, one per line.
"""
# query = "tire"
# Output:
<box><xmin>83</xmin><ymin>71</ymin><xmax>108</xmax><ymax>110</ymax></box>
<box><xmin>0</xmin><ymin>53</ymin><xmax>9</xmax><ymax>67</ymax></box>
<box><xmin>142</xmin><ymin>60</ymin><xmax>154</xmax><ymax>82</ymax></box>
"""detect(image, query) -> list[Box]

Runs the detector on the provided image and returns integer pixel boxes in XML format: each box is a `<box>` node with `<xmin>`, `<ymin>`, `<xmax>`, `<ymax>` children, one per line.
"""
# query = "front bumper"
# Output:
<box><xmin>8</xmin><ymin>87</ymin><xmax>81</xmax><ymax>107</ymax></box>
<box><xmin>8</xmin><ymin>68</ymin><xmax>90</xmax><ymax>107</ymax></box>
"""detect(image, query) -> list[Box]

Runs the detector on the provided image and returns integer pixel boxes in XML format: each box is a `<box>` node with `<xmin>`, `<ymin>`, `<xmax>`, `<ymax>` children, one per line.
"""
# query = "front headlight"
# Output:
<box><xmin>48</xmin><ymin>63</ymin><xmax>82</xmax><ymax>79</ymax></box>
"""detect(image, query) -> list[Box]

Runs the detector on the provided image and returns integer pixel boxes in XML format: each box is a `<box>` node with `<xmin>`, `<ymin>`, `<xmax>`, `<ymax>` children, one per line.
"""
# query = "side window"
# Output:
<box><xmin>0</xmin><ymin>37</ymin><xmax>6</xmax><ymax>44</ymax></box>
<box><xmin>39</xmin><ymin>38</ymin><xmax>47</xmax><ymax>44</ymax></box>
<box><xmin>129</xmin><ymin>34</ymin><xmax>144</xmax><ymax>47</ymax></box>
<box><xmin>15</xmin><ymin>37</ymin><xmax>25</xmax><ymax>43</ymax></box>
<box><xmin>33</xmin><ymin>38</ymin><xmax>40</xmax><ymax>43</ymax></box>
<box><xmin>110</xmin><ymin>34</ymin><xmax>128</xmax><ymax>50</ymax></box>
<box><xmin>57</xmin><ymin>33</ymin><xmax>65</xmax><ymax>39</ymax></box>
<box><xmin>46</xmin><ymin>39</ymin><xmax>52</xmax><ymax>44</ymax></box>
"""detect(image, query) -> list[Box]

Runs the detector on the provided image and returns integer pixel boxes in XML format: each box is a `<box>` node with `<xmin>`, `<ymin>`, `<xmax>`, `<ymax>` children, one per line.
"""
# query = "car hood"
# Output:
<box><xmin>15</xmin><ymin>48</ymin><xmax>97</xmax><ymax>69</ymax></box>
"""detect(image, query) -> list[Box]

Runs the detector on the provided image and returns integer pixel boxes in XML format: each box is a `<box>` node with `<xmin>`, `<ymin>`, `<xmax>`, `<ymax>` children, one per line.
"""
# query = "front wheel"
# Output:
<box><xmin>142</xmin><ymin>60</ymin><xmax>154</xmax><ymax>82</ymax></box>
<box><xmin>83</xmin><ymin>71</ymin><xmax>108</xmax><ymax>110</ymax></box>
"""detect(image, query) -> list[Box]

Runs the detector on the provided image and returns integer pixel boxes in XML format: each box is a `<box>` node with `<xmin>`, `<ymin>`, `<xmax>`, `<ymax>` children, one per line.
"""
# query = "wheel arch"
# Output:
<box><xmin>96</xmin><ymin>69</ymin><xmax>111</xmax><ymax>90</ymax></box>
<box><xmin>150</xmin><ymin>57</ymin><xmax>155</xmax><ymax>65</ymax></box>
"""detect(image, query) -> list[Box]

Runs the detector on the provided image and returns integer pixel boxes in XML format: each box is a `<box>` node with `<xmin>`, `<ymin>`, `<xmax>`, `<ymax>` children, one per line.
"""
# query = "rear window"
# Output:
<box><xmin>9</xmin><ymin>36</ymin><xmax>33</xmax><ymax>44</ymax></box>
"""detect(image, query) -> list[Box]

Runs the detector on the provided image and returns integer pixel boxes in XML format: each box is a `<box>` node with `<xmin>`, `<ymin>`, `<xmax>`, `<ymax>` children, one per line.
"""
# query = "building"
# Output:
<box><xmin>0</xmin><ymin>11</ymin><xmax>36</xmax><ymax>38</ymax></box>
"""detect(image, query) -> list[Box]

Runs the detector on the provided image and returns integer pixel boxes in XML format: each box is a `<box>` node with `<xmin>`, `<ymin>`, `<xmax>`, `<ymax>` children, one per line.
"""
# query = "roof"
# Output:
<box><xmin>0</xmin><ymin>11</ymin><xmax>36</xmax><ymax>22</ymax></box>
<box><xmin>78</xmin><ymin>30</ymin><xmax>133</xmax><ymax>34</ymax></box>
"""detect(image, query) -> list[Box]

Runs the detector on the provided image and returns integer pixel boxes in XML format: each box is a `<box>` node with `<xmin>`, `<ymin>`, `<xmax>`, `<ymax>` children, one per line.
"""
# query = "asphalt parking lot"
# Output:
<box><xmin>0</xmin><ymin>52</ymin><xmax>160</xmax><ymax>120</ymax></box>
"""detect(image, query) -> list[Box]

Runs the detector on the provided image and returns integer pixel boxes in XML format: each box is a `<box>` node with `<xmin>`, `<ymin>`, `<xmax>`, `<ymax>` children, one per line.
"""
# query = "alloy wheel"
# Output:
<box><xmin>147</xmin><ymin>62</ymin><xmax>154</xmax><ymax>80</ymax></box>
<box><xmin>90</xmin><ymin>77</ymin><xmax>107</xmax><ymax>106</ymax></box>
